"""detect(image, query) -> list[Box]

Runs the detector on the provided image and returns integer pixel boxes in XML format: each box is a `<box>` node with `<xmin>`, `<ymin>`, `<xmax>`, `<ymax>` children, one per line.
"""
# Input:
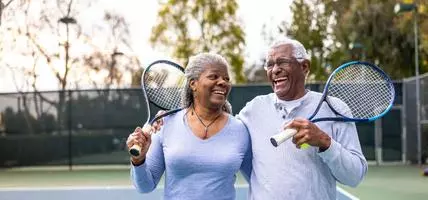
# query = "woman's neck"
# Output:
<box><xmin>192</xmin><ymin>103</ymin><xmax>223</xmax><ymax>121</ymax></box>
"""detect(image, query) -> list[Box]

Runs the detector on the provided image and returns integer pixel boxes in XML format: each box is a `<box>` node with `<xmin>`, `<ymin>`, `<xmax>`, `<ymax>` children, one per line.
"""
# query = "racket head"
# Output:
<box><xmin>321</xmin><ymin>61</ymin><xmax>395</xmax><ymax>121</ymax></box>
<box><xmin>142</xmin><ymin>60</ymin><xmax>186</xmax><ymax>111</ymax></box>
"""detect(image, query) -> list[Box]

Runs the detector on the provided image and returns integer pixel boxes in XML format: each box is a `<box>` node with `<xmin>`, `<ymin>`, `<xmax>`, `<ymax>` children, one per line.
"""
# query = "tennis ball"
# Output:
<box><xmin>300</xmin><ymin>143</ymin><xmax>310</xmax><ymax>149</ymax></box>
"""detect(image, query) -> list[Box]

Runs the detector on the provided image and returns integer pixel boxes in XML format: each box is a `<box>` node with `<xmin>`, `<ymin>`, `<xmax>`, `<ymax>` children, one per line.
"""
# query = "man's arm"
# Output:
<box><xmin>317</xmin><ymin>122</ymin><xmax>368</xmax><ymax>187</ymax></box>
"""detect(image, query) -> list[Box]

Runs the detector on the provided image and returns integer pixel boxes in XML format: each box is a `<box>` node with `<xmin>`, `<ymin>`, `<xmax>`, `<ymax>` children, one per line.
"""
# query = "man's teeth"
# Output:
<box><xmin>274</xmin><ymin>77</ymin><xmax>287</xmax><ymax>83</ymax></box>
<box><xmin>213</xmin><ymin>91</ymin><xmax>225</xmax><ymax>95</ymax></box>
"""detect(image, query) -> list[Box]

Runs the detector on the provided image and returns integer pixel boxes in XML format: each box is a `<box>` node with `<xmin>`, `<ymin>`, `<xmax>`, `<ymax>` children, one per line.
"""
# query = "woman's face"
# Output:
<box><xmin>190</xmin><ymin>63</ymin><xmax>231</xmax><ymax>109</ymax></box>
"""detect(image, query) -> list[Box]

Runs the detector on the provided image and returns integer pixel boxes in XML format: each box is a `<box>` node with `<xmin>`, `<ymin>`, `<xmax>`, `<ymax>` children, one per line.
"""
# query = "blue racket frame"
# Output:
<box><xmin>309</xmin><ymin>61</ymin><xmax>395</xmax><ymax>123</ymax></box>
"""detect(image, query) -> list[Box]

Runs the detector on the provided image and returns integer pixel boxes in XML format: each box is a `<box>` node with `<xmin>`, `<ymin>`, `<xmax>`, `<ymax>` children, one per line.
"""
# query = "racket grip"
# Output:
<box><xmin>270</xmin><ymin>128</ymin><xmax>297</xmax><ymax>147</ymax></box>
<box><xmin>129</xmin><ymin>144</ymin><xmax>141</xmax><ymax>157</ymax></box>
<box><xmin>129</xmin><ymin>124</ymin><xmax>152</xmax><ymax>157</ymax></box>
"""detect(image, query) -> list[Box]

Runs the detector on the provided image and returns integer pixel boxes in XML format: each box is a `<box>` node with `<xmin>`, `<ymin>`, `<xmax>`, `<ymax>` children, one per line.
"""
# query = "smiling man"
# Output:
<box><xmin>236</xmin><ymin>37</ymin><xmax>367</xmax><ymax>200</ymax></box>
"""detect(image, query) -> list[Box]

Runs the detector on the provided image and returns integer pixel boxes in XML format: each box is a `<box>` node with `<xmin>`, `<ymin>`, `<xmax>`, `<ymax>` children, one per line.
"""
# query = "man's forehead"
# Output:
<box><xmin>267</xmin><ymin>44</ymin><xmax>294</xmax><ymax>58</ymax></box>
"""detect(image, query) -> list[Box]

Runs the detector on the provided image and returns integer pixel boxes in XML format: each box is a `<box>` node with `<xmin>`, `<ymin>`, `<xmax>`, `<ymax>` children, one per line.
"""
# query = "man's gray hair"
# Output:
<box><xmin>268</xmin><ymin>37</ymin><xmax>310</xmax><ymax>62</ymax></box>
<box><xmin>182</xmin><ymin>52</ymin><xmax>232</xmax><ymax>113</ymax></box>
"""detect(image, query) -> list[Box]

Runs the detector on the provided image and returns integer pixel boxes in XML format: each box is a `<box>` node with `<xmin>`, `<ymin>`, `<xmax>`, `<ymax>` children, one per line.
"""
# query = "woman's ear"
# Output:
<box><xmin>189</xmin><ymin>79</ymin><xmax>197</xmax><ymax>92</ymax></box>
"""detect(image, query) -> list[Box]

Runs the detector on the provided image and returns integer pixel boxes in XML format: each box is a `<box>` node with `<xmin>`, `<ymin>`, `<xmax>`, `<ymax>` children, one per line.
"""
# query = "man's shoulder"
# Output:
<box><xmin>247</xmin><ymin>93</ymin><xmax>276</xmax><ymax>105</ymax></box>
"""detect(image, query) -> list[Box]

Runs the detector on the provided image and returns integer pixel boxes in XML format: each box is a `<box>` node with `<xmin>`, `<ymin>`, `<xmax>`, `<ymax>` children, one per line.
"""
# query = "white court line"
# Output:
<box><xmin>336</xmin><ymin>186</ymin><xmax>360</xmax><ymax>200</ymax></box>
<box><xmin>0</xmin><ymin>184</ymin><xmax>357</xmax><ymax>200</ymax></box>
<box><xmin>0</xmin><ymin>186</ymin><xmax>135</xmax><ymax>191</ymax></box>
<box><xmin>0</xmin><ymin>184</ymin><xmax>249</xmax><ymax>191</ymax></box>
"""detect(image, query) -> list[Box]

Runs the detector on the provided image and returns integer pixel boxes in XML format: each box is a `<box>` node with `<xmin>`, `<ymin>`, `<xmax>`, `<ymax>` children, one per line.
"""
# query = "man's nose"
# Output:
<box><xmin>272</xmin><ymin>63</ymin><xmax>283</xmax><ymax>74</ymax></box>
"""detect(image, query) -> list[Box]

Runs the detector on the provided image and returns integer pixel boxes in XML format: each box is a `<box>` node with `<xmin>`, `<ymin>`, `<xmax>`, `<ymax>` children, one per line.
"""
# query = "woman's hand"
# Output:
<box><xmin>126</xmin><ymin>127</ymin><xmax>152</xmax><ymax>165</ymax></box>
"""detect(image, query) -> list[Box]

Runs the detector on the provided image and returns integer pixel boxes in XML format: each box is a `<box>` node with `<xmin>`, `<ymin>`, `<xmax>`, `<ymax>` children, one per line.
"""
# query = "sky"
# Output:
<box><xmin>0</xmin><ymin>0</ymin><xmax>293</xmax><ymax>92</ymax></box>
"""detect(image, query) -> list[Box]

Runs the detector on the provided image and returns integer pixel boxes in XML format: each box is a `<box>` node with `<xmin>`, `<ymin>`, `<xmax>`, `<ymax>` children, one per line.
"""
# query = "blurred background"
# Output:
<box><xmin>0</xmin><ymin>0</ymin><xmax>427</xmax><ymax>199</ymax></box>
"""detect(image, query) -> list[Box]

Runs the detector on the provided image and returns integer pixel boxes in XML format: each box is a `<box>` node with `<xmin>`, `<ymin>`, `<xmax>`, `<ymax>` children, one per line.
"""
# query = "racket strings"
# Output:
<box><xmin>328</xmin><ymin>64</ymin><xmax>394</xmax><ymax>119</ymax></box>
<box><xmin>144</xmin><ymin>65</ymin><xmax>185</xmax><ymax>110</ymax></box>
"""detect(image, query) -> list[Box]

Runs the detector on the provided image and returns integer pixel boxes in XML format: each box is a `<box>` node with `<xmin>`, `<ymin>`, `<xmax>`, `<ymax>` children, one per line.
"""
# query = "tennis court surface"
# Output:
<box><xmin>1</xmin><ymin>164</ymin><xmax>426</xmax><ymax>200</ymax></box>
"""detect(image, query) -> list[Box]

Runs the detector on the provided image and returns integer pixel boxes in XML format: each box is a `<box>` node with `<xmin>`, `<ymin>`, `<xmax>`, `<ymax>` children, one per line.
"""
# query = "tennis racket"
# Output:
<box><xmin>270</xmin><ymin>61</ymin><xmax>395</xmax><ymax>147</ymax></box>
<box><xmin>129</xmin><ymin>60</ymin><xmax>186</xmax><ymax>156</ymax></box>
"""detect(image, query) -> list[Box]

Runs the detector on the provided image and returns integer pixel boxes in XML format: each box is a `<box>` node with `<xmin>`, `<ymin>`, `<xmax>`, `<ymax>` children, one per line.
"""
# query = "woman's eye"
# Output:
<box><xmin>207</xmin><ymin>74</ymin><xmax>218</xmax><ymax>80</ymax></box>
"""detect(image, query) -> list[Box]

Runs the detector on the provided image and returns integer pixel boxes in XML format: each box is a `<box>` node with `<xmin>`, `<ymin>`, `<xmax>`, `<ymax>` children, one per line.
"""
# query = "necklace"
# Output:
<box><xmin>192</xmin><ymin>105</ymin><xmax>222</xmax><ymax>137</ymax></box>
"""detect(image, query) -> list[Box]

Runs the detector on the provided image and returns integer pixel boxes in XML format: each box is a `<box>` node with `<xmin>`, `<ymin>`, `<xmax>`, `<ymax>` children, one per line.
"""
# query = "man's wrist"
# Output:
<box><xmin>318</xmin><ymin>134</ymin><xmax>331</xmax><ymax>152</ymax></box>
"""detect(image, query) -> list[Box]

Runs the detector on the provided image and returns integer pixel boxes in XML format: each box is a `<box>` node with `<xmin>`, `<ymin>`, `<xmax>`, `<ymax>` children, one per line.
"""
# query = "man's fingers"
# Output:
<box><xmin>295</xmin><ymin>135</ymin><xmax>310</xmax><ymax>148</ymax></box>
<box><xmin>155</xmin><ymin>110</ymin><xmax>167</xmax><ymax>116</ymax></box>
<box><xmin>288</xmin><ymin>119</ymin><xmax>312</xmax><ymax>131</ymax></box>
<box><xmin>292</xmin><ymin>130</ymin><xmax>303</xmax><ymax>144</ymax></box>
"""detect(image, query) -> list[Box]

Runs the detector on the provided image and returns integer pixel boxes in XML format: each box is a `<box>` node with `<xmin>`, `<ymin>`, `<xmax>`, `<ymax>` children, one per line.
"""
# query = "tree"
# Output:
<box><xmin>0</xmin><ymin>0</ymin><xmax>16</xmax><ymax>25</ymax></box>
<box><xmin>150</xmin><ymin>0</ymin><xmax>246</xmax><ymax>83</ymax></box>
<box><xmin>0</xmin><ymin>0</ymin><xmax>136</xmax><ymax>133</ymax></box>
<box><xmin>276</xmin><ymin>0</ymin><xmax>427</xmax><ymax>81</ymax></box>
<box><xmin>285</xmin><ymin>0</ymin><xmax>336</xmax><ymax>81</ymax></box>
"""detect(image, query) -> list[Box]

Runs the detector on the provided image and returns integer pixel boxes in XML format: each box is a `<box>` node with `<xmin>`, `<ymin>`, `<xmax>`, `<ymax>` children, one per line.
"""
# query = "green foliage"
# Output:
<box><xmin>287</xmin><ymin>0</ymin><xmax>333</xmax><ymax>81</ymax></box>
<box><xmin>150</xmin><ymin>0</ymin><xmax>246</xmax><ymax>83</ymax></box>
<box><xmin>287</xmin><ymin>0</ymin><xmax>428</xmax><ymax>80</ymax></box>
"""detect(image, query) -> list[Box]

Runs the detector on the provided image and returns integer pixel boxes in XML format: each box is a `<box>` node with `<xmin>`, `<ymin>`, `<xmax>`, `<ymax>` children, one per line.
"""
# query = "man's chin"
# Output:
<box><xmin>274</xmin><ymin>89</ymin><xmax>289</xmax><ymax>99</ymax></box>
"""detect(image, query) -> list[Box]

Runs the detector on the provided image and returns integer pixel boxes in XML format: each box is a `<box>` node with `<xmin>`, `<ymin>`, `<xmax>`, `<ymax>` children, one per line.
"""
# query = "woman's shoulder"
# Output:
<box><xmin>163</xmin><ymin>109</ymin><xmax>187</xmax><ymax>122</ymax></box>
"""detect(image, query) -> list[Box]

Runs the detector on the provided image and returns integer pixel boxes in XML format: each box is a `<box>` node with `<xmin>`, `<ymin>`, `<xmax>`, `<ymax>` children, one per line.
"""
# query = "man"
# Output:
<box><xmin>237</xmin><ymin>37</ymin><xmax>367</xmax><ymax>200</ymax></box>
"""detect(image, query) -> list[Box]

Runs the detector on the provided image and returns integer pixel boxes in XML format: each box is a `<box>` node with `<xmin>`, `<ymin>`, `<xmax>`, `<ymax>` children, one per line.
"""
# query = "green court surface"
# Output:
<box><xmin>1</xmin><ymin>165</ymin><xmax>427</xmax><ymax>199</ymax></box>
<box><xmin>340</xmin><ymin>165</ymin><xmax>428</xmax><ymax>200</ymax></box>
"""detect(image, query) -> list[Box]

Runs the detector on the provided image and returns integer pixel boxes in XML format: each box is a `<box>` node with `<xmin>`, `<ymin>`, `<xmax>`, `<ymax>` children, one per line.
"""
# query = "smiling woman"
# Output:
<box><xmin>126</xmin><ymin>52</ymin><xmax>252</xmax><ymax>200</ymax></box>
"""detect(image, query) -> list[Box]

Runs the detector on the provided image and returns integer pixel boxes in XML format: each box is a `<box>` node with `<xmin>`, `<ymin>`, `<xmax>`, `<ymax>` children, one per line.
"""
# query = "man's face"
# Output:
<box><xmin>265</xmin><ymin>44</ymin><xmax>309</xmax><ymax>100</ymax></box>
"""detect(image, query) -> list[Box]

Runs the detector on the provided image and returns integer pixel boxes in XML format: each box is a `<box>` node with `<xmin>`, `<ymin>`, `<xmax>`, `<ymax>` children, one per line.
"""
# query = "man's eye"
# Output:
<box><xmin>277</xmin><ymin>60</ymin><xmax>287</xmax><ymax>65</ymax></box>
<box><xmin>277</xmin><ymin>60</ymin><xmax>291</xmax><ymax>66</ymax></box>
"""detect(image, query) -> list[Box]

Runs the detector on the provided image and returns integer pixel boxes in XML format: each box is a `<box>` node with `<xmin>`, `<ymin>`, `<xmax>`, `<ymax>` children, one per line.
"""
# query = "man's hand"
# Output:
<box><xmin>287</xmin><ymin>118</ymin><xmax>331</xmax><ymax>151</ymax></box>
<box><xmin>151</xmin><ymin>110</ymin><xmax>166</xmax><ymax>133</ymax></box>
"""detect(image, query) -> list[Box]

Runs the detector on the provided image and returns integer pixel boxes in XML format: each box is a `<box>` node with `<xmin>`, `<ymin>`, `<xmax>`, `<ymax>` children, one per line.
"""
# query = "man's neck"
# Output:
<box><xmin>278</xmin><ymin>89</ymin><xmax>307</xmax><ymax>101</ymax></box>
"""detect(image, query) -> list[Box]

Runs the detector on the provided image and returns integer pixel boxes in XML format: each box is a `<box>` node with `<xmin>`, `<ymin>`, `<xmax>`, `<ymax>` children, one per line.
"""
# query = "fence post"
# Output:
<box><xmin>375</xmin><ymin>118</ymin><xmax>383</xmax><ymax>165</ymax></box>
<box><xmin>401</xmin><ymin>81</ymin><xmax>407</xmax><ymax>164</ymax></box>
<box><xmin>68</xmin><ymin>90</ymin><xmax>73</xmax><ymax>171</ymax></box>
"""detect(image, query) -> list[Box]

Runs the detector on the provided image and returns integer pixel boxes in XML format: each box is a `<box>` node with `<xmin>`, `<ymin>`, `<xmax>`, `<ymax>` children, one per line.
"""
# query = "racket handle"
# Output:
<box><xmin>270</xmin><ymin>128</ymin><xmax>297</xmax><ymax>147</ymax></box>
<box><xmin>129</xmin><ymin>144</ymin><xmax>141</xmax><ymax>157</ymax></box>
<box><xmin>129</xmin><ymin>124</ymin><xmax>152</xmax><ymax>157</ymax></box>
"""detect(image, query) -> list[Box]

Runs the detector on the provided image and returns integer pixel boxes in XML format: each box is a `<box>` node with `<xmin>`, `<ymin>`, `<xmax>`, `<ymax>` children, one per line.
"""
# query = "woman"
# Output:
<box><xmin>126</xmin><ymin>53</ymin><xmax>251</xmax><ymax>200</ymax></box>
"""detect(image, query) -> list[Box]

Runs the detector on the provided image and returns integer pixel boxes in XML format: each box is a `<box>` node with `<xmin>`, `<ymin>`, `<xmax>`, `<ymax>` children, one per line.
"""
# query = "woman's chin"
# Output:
<box><xmin>208</xmin><ymin>99</ymin><xmax>226</xmax><ymax>109</ymax></box>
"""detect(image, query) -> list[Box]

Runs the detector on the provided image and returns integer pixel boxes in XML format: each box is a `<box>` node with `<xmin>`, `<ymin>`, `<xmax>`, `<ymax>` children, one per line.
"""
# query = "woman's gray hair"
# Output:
<box><xmin>268</xmin><ymin>36</ymin><xmax>309</xmax><ymax>63</ymax></box>
<box><xmin>181</xmin><ymin>52</ymin><xmax>232</xmax><ymax>113</ymax></box>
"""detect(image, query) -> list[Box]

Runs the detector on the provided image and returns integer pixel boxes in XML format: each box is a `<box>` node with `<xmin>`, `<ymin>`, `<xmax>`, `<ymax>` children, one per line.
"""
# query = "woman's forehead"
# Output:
<box><xmin>201</xmin><ymin>63</ymin><xmax>228</xmax><ymax>73</ymax></box>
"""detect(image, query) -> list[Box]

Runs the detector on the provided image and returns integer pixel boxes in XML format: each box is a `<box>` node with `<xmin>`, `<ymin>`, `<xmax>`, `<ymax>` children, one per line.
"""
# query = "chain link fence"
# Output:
<box><xmin>0</xmin><ymin>83</ymin><xmax>407</xmax><ymax>168</ymax></box>
<box><xmin>402</xmin><ymin>73</ymin><xmax>428</xmax><ymax>164</ymax></box>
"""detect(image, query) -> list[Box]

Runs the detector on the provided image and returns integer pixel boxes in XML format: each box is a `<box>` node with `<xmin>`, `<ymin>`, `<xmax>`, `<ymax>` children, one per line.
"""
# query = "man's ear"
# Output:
<box><xmin>301</xmin><ymin>60</ymin><xmax>310</xmax><ymax>77</ymax></box>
